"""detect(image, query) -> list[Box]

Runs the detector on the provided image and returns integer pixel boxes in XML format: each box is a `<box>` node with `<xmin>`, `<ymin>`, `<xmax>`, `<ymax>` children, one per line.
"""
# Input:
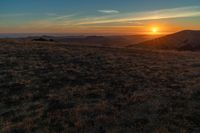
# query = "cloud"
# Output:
<box><xmin>98</xmin><ymin>10</ymin><xmax>119</xmax><ymax>14</ymax></box>
<box><xmin>53</xmin><ymin>14</ymin><xmax>77</xmax><ymax>20</ymax></box>
<box><xmin>78</xmin><ymin>6</ymin><xmax>200</xmax><ymax>25</ymax></box>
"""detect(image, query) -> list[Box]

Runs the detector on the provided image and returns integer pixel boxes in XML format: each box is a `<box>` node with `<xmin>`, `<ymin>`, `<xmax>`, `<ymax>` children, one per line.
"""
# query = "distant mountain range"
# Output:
<box><xmin>129</xmin><ymin>30</ymin><xmax>200</xmax><ymax>51</ymax></box>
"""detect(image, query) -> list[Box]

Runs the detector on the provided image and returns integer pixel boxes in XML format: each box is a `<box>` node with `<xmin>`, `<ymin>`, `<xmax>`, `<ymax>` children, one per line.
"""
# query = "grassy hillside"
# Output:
<box><xmin>0</xmin><ymin>40</ymin><xmax>200</xmax><ymax>133</ymax></box>
<box><xmin>129</xmin><ymin>30</ymin><xmax>200</xmax><ymax>51</ymax></box>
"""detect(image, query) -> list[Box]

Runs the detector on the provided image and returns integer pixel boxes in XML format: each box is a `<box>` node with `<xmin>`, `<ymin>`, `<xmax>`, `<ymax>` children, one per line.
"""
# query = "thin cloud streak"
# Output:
<box><xmin>53</xmin><ymin>14</ymin><xmax>78</xmax><ymax>20</ymax></box>
<box><xmin>78</xmin><ymin>6</ymin><xmax>200</xmax><ymax>25</ymax></box>
<box><xmin>98</xmin><ymin>10</ymin><xmax>119</xmax><ymax>14</ymax></box>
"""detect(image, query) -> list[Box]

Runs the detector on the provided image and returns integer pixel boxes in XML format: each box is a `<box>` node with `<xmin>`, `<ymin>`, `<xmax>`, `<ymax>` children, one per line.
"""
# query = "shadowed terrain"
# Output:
<box><xmin>129</xmin><ymin>30</ymin><xmax>200</xmax><ymax>51</ymax></box>
<box><xmin>0</xmin><ymin>39</ymin><xmax>200</xmax><ymax>133</ymax></box>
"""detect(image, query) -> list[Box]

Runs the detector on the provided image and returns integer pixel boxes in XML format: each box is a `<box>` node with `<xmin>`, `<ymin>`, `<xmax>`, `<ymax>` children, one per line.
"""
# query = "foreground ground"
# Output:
<box><xmin>0</xmin><ymin>41</ymin><xmax>200</xmax><ymax>133</ymax></box>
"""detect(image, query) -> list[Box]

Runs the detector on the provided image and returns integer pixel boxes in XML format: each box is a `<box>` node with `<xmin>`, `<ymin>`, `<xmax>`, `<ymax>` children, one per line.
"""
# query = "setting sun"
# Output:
<box><xmin>152</xmin><ymin>27</ymin><xmax>158</xmax><ymax>34</ymax></box>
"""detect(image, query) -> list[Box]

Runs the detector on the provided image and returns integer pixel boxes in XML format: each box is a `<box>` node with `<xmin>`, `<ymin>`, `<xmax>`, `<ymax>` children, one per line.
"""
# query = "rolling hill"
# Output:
<box><xmin>129</xmin><ymin>30</ymin><xmax>200</xmax><ymax>51</ymax></box>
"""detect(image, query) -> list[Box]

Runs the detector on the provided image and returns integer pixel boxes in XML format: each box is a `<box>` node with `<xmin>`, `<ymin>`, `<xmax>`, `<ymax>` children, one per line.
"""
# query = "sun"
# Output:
<box><xmin>152</xmin><ymin>27</ymin><xmax>158</xmax><ymax>34</ymax></box>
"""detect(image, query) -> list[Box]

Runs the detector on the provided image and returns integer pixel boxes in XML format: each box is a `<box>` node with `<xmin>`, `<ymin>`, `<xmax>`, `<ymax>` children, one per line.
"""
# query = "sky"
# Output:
<box><xmin>1</xmin><ymin>0</ymin><xmax>200</xmax><ymax>35</ymax></box>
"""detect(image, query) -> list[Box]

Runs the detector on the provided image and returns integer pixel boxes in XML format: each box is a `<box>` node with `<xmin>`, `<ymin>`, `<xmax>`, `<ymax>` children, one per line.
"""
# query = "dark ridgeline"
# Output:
<box><xmin>130</xmin><ymin>30</ymin><xmax>200</xmax><ymax>51</ymax></box>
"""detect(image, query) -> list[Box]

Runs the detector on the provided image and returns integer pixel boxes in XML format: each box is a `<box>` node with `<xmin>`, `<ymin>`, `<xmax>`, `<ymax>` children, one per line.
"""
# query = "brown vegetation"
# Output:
<box><xmin>0</xmin><ymin>39</ymin><xmax>200</xmax><ymax>132</ymax></box>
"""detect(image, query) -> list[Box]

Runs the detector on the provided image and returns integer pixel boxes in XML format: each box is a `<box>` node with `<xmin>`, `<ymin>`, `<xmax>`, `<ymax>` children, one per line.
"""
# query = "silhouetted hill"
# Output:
<box><xmin>32</xmin><ymin>37</ymin><xmax>53</xmax><ymax>42</ymax></box>
<box><xmin>130</xmin><ymin>30</ymin><xmax>200</xmax><ymax>51</ymax></box>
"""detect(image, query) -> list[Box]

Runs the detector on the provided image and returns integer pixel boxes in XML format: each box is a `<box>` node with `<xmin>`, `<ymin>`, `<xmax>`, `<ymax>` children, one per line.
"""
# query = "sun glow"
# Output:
<box><xmin>152</xmin><ymin>27</ymin><xmax>158</xmax><ymax>34</ymax></box>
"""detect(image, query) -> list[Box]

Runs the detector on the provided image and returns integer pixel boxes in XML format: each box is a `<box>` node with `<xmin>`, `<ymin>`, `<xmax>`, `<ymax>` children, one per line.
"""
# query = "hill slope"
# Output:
<box><xmin>0</xmin><ymin>40</ymin><xmax>200</xmax><ymax>132</ymax></box>
<box><xmin>130</xmin><ymin>30</ymin><xmax>200</xmax><ymax>50</ymax></box>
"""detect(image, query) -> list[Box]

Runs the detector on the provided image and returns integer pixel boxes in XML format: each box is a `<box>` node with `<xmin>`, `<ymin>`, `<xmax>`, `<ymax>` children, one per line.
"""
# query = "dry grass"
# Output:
<box><xmin>0</xmin><ymin>40</ymin><xmax>200</xmax><ymax>133</ymax></box>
